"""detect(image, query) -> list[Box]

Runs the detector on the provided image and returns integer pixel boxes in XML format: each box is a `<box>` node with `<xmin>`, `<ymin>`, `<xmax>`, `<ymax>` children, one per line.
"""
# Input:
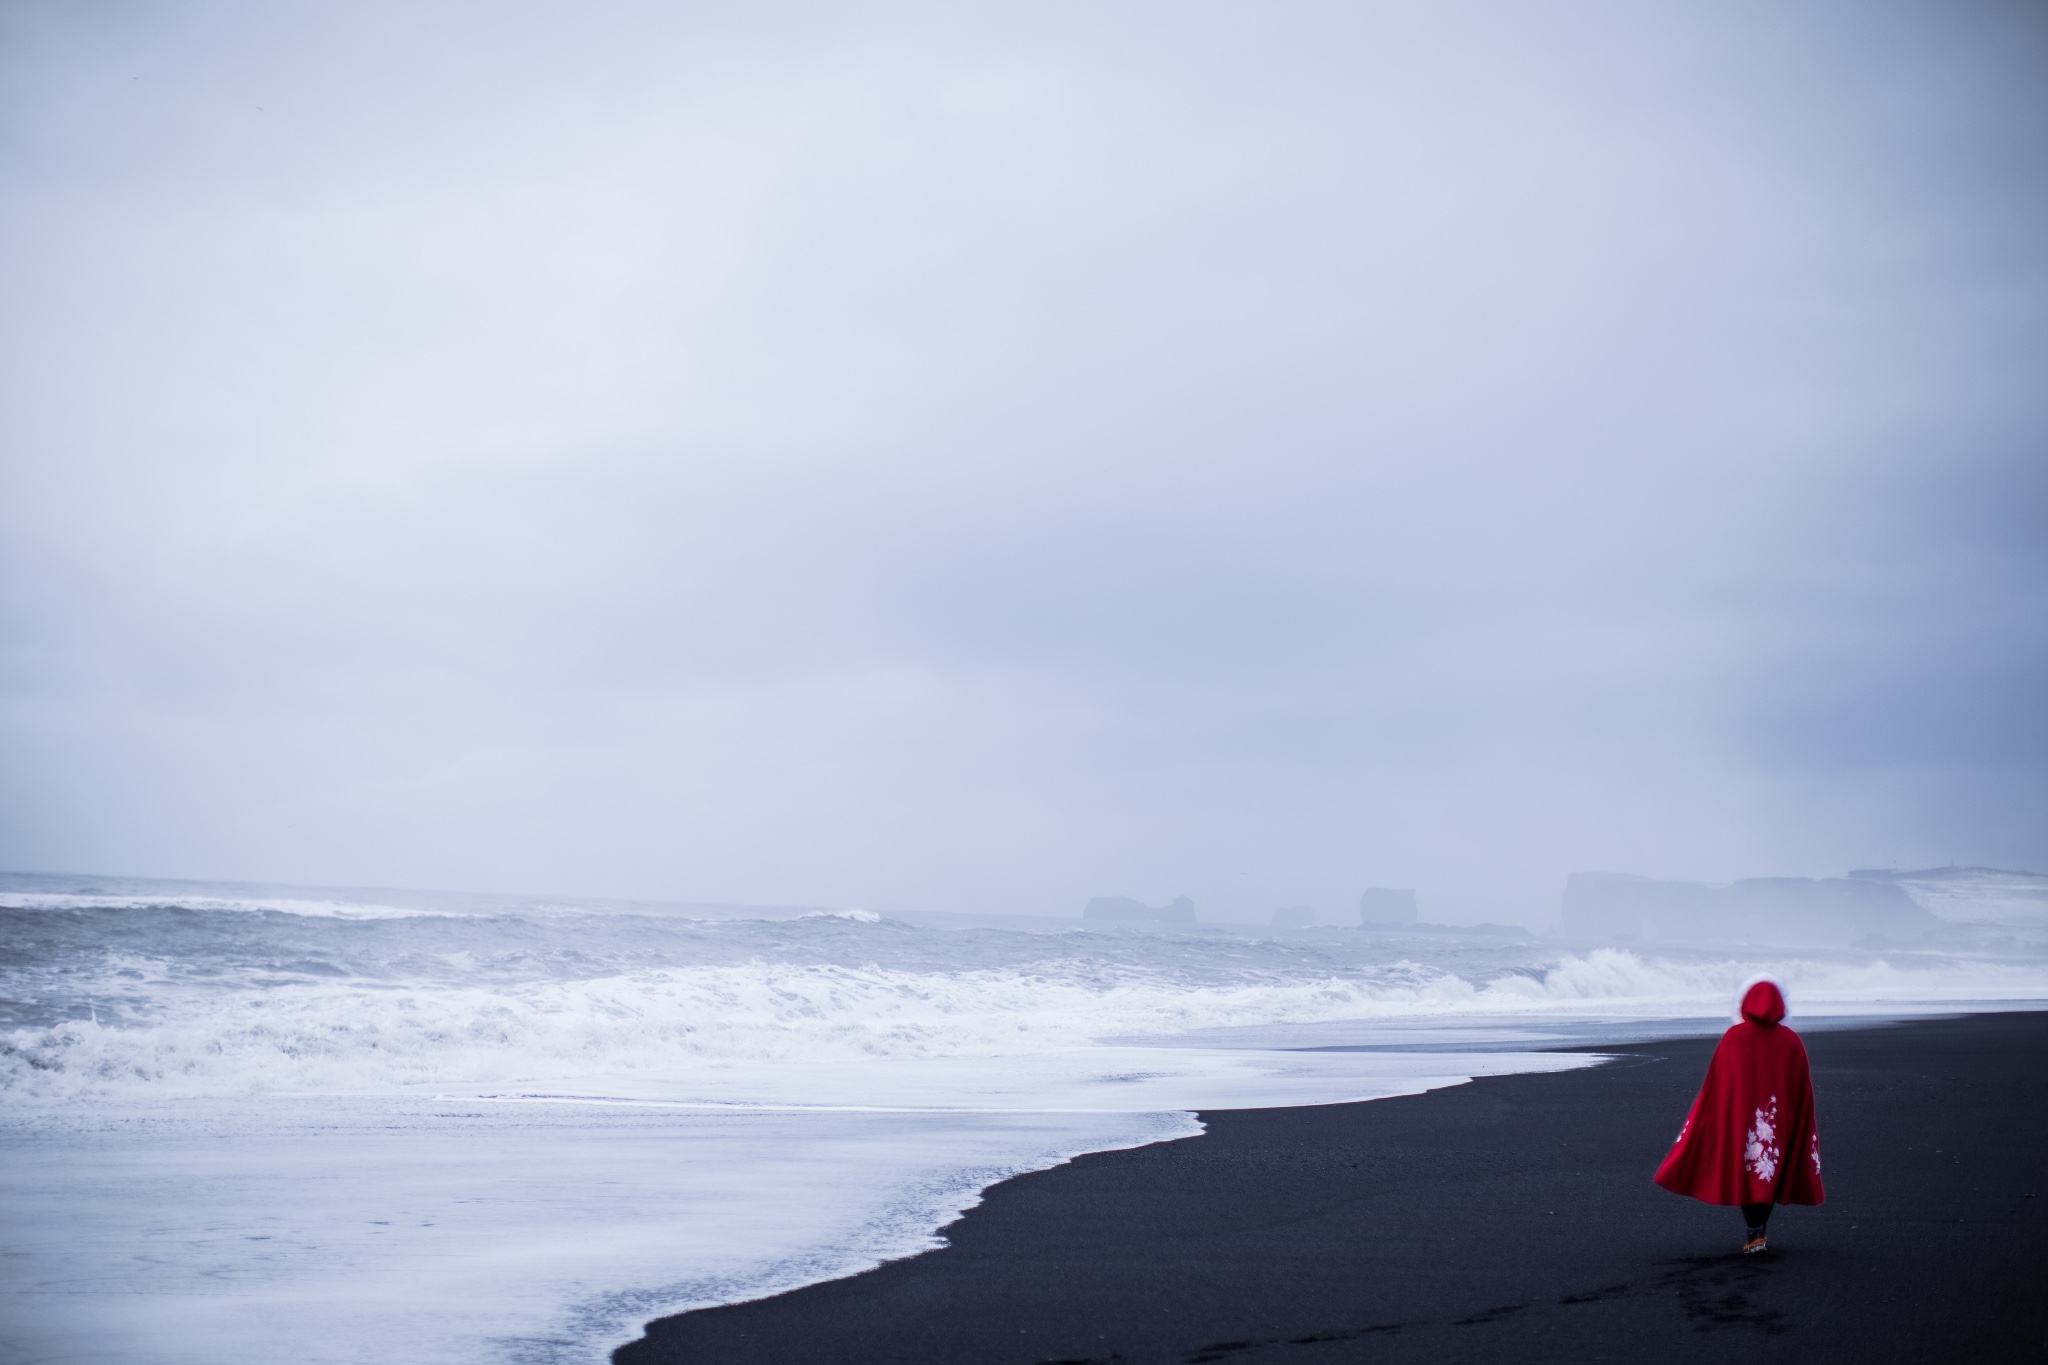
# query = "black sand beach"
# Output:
<box><xmin>615</xmin><ymin>1012</ymin><xmax>2048</xmax><ymax>1364</ymax></box>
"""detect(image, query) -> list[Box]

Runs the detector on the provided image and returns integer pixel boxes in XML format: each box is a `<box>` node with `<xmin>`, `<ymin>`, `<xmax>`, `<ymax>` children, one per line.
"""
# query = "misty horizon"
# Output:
<box><xmin>4</xmin><ymin>861</ymin><xmax>2040</xmax><ymax>941</ymax></box>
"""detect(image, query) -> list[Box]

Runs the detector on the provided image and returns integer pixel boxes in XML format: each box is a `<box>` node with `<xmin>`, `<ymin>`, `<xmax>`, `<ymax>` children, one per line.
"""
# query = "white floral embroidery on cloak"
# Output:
<box><xmin>1743</xmin><ymin>1096</ymin><xmax>1781</xmax><ymax>1183</ymax></box>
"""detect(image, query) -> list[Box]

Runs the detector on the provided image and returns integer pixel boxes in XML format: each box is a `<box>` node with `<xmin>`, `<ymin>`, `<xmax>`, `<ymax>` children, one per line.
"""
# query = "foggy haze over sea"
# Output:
<box><xmin>3</xmin><ymin>0</ymin><xmax>2045</xmax><ymax>922</ymax></box>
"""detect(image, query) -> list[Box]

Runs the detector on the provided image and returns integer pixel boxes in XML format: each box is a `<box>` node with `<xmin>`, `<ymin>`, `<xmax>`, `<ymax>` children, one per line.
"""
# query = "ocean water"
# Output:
<box><xmin>2</xmin><ymin>874</ymin><xmax>2043</xmax><ymax>1364</ymax></box>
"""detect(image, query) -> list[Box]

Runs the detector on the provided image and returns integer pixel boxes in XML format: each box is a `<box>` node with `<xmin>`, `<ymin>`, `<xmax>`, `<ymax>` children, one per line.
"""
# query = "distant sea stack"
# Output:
<box><xmin>1562</xmin><ymin>871</ymin><xmax>1937</xmax><ymax>947</ymax></box>
<box><xmin>1357</xmin><ymin>888</ymin><xmax>1418</xmax><ymax>927</ymax></box>
<box><xmin>1084</xmin><ymin>895</ymin><xmax>1196</xmax><ymax>924</ymax></box>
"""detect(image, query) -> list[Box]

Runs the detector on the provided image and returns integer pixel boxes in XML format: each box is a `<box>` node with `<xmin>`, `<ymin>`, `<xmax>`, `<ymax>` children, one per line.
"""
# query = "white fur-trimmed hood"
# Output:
<box><xmin>1733</xmin><ymin>972</ymin><xmax>1790</xmax><ymax>1024</ymax></box>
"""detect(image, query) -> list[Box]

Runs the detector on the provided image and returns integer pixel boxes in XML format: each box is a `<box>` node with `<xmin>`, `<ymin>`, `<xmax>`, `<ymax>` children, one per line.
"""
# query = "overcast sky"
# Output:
<box><xmin>1</xmin><ymin>0</ymin><xmax>2043</xmax><ymax>923</ymax></box>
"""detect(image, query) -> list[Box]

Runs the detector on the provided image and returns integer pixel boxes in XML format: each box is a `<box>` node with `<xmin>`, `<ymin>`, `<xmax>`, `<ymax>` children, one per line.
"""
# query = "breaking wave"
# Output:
<box><xmin>5</xmin><ymin>892</ymin><xmax>2041</xmax><ymax>1101</ymax></box>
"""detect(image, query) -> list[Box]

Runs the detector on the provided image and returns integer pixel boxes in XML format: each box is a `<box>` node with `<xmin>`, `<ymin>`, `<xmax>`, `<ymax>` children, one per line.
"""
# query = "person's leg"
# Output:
<box><xmin>1741</xmin><ymin>1202</ymin><xmax>1772</xmax><ymax>1252</ymax></box>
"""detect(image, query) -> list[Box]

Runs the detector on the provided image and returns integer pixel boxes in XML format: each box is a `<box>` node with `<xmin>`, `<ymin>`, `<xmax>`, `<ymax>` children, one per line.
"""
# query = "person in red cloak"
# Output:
<box><xmin>1653</xmin><ymin>976</ymin><xmax>1824</xmax><ymax>1253</ymax></box>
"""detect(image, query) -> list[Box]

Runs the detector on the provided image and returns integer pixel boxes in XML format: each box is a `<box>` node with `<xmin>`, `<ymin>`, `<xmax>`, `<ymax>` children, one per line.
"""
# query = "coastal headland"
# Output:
<box><xmin>617</xmin><ymin>1012</ymin><xmax>2047</xmax><ymax>1364</ymax></box>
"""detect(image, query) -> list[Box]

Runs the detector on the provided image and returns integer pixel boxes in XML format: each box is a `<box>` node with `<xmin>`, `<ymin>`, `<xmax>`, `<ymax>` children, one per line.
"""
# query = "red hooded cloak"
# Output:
<box><xmin>1653</xmin><ymin>979</ymin><xmax>1824</xmax><ymax>1206</ymax></box>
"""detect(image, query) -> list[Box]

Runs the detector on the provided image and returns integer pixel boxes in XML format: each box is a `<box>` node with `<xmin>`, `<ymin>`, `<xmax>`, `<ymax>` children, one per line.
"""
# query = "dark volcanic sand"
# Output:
<box><xmin>615</xmin><ymin>1012</ymin><xmax>2048</xmax><ymax>1364</ymax></box>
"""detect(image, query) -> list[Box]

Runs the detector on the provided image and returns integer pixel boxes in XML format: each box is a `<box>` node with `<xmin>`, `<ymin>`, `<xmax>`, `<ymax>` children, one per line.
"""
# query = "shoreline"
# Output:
<box><xmin>616</xmin><ymin>1011</ymin><xmax>2048</xmax><ymax>1364</ymax></box>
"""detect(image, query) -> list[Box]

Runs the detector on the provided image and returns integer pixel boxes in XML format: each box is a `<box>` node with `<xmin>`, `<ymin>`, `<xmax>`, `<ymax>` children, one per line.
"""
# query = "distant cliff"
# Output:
<box><xmin>1562</xmin><ymin>871</ymin><xmax>1937</xmax><ymax>947</ymax></box>
<box><xmin>1084</xmin><ymin>895</ymin><xmax>1196</xmax><ymax>924</ymax></box>
<box><xmin>1357</xmin><ymin>888</ymin><xmax>1418</xmax><ymax>926</ymax></box>
<box><xmin>1848</xmin><ymin>866</ymin><xmax>2048</xmax><ymax>930</ymax></box>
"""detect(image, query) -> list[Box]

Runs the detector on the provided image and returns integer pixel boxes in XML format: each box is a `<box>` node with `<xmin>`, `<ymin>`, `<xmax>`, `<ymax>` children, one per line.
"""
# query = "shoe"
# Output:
<box><xmin>1741</xmin><ymin>1231</ymin><xmax>1768</xmax><ymax>1254</ymax></box>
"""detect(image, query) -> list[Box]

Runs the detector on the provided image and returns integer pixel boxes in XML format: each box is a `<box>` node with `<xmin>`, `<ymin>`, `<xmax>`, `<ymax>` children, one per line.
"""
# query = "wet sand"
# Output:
<box><xmin>615</xmin><ymin>1012</ymin><xmax>2048</xmax><ymax>1364</ymax></box>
